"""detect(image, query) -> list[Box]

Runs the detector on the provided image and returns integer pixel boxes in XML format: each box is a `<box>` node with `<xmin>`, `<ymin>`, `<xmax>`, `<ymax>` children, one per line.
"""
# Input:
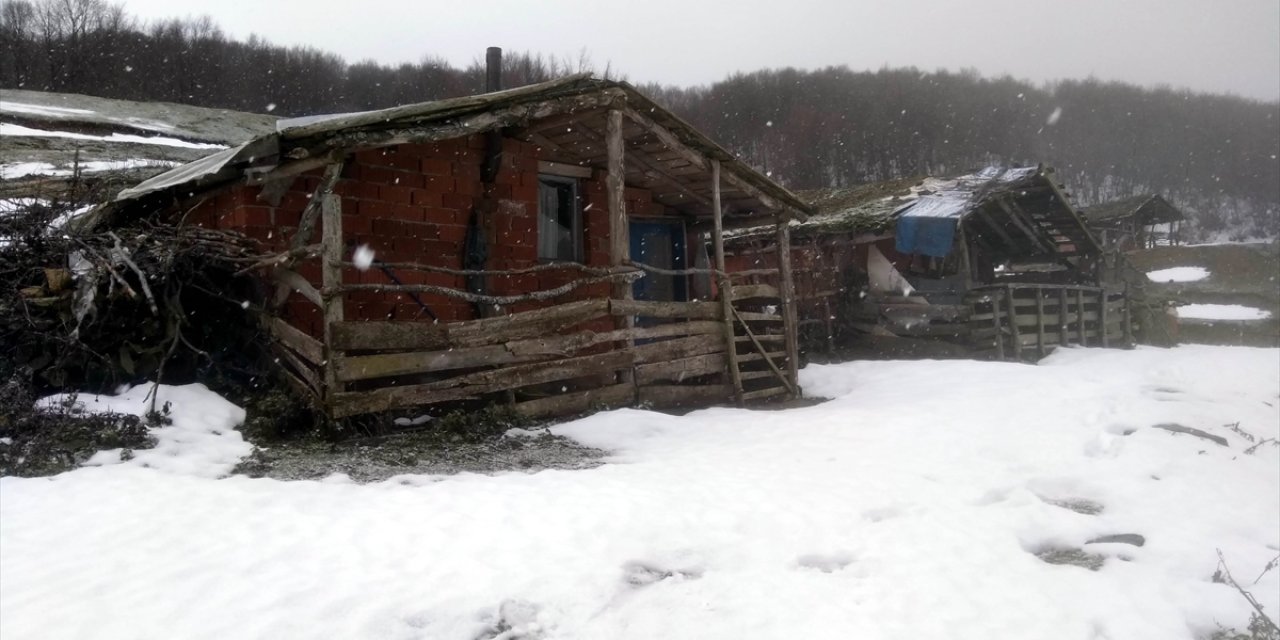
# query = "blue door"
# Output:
<box><xmin>630</xmin><ymin>220</ymin><xmax>688</xmax><ymax>302</ymax></box>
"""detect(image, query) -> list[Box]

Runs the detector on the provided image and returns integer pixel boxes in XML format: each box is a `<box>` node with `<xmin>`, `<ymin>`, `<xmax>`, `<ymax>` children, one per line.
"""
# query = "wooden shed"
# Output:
<box><xmin>724</xmin><ymin>166</ymin><xmax>1137</xmax><ymax>361</ymax></box>
<box><xmin>1082</xmin><ymin>194</ymin><xmax>1186</xmax><ymax>251</ymax></box>
<box><xmin>95</xmin><ymin>74</ymin><xmax>812</xmax><ymax>420</ymax></box>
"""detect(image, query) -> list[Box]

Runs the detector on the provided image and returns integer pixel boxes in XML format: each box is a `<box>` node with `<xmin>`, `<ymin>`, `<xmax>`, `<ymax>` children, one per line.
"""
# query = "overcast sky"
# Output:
<box><xmin>121</xmin><ymin>0</ymin><xmax>1280</xmax><ymax>102</ymax></box>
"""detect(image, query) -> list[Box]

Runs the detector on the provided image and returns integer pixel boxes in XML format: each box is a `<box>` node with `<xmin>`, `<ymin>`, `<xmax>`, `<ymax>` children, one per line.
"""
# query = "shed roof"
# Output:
<box><xmin>728</xmin><ymin>165</ymin><xmax>1102</xmax><ymax>258</ymax></box>
<box><xmin>106</xmin><ymin>75</ymin><xmax>810</xmax><ymax>224</ymax></box>
<box><xmin>1083</xmin><ymin>194</ymin><xmax>1184</xmax><ymax>225</ymax></box>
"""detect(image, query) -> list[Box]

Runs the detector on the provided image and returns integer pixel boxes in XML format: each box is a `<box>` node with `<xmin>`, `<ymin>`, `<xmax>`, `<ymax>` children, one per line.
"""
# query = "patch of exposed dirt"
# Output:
<box><xmin>232</xmin><ymin>429</ymin><xmax>606</xmax><ymax>482</ymax></box>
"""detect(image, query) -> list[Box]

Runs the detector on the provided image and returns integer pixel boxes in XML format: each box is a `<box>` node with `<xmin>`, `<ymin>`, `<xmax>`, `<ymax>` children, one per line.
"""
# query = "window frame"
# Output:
<box><xmin>536</xmin><ymin>174</ymin><xmax>583</xmax><ymax>263</ymax></box>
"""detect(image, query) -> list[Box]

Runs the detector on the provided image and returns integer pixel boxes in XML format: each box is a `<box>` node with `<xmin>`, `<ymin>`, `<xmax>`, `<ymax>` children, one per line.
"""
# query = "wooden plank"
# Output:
<box><xmin>336</xmin><ymin>343</ymin><xmax>537</xmax><ymax>382</ymax></box>
<box><xmin>269</xmin><ymin>316</ymin><xmax>323</xmax><ymax>364</ymax></box>
<box><xmin>734</xmin><ymin>311</ymin><xmax>785</xmax><ymax>323</ymax></box>
<box><xmin>776</xmin><ymin>221</ymin><xmax>800</xmax><ymax>395</ymax></box>
<box><xmin>513</xmin><ymin>382</ymin><xmax>635</xmax><ymax>419</ymax></box>
<box><xmin>1099</xmin><ymin>290</ymin><xmax>1110</xmax><ymax>348</ymax></box>
<box><xmin>630</xmin><ymin>333</ymin><xmax>723</xmax><ymax>365</ymax></box>
<box><xmin>292</xmin><ymin>161</ymin><xmax>344</xmax><ymax>252</ymax></box>
<box><xmin>320</xmin><ymin>192</ymin><xmax>343</xmax><ymax>399</ymax></box>
<box><xmin>610</xmin><ymin>299</ymin><xmax>721</xmax><ymax>320</ymax></box>
<box><xmin>741</xmin><ymin>386</ymin><xmax>789</xmax><ymax>402</ymax></box>
<box><xmin>331</xmin><ymin>350</ymin><xmax>635</xmax><ymax>417</ymax></box>
<box><xmin>1076</xmin><ymin>289</ymin><xmax>1087</xmax><ymax>346</ymax></box>
<box><xmin>272</xmin><ymin>343</ymin><xmax>321</xmax><ymax>393</ymax></box>
<box><xmin>731</xmin><ymin>283</ymin><xmax>780</xmax><ymax>301</ymax></box>
<box><xmin>506</xmin><ymin>320</ymin><xmax>720</xmax><ymax>357</ymax></box>
<box><xmin>450</xmin><ymin>299</ymin><xmax>610</xmax><ymax>346</ymax></box>
<box><xmin>274</xmin><ymin>268</ymin><xmax>322</xmax><ymax>308</ymax></box>
<box><xmin>606</xmin><ymin>109</ymin><xmax>629</xmax><ymax>285</ymax></box>
<box><xmin>1035</xmin><ymin>287</ymin><xmax>1047</xmax><ymax>358</ymax></box>
<box><xmin>1122</xmin><ymin>285</ymin><xmax>1133</xmax><ymax>346</ymax></box>
<box><xmin>637</xmin><ymin>383</ymin><xmax>734</xmax><ymax>409</ymax></box>
<box><xmin>991</xmin><ymin>289</ymin><xmax>1005</xmax><ymax>360</ymax></box>
<box><xmin>537</xmin><ymin>160</ymin><xmax>592</xmax><ymax>179</ymax></box>
<box><xmin>331</xmin><ymin>321</ymin><xmax>450</xmax><ymax>352</ymax></box>
<box><xmin>711</xmin><ymin>159</ymin><xmax>744</xmax><ymax>404</ymax></box>
<box><xmin>1059</xmin><ymin>288</ymin><xmax>1070</xmax><ymax>346</ymax></box>
<box><xmin>635</xmin><ymin>352</ymin><xmax>728</xmax><ymax>385</ymax></box>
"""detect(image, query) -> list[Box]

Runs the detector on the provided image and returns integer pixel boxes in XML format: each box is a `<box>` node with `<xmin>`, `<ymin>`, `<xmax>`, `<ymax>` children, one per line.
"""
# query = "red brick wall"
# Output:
<box><xmin>185</xmin><ymin>134</ymin><xmax>663</xmax><ymax>338</ymax></box>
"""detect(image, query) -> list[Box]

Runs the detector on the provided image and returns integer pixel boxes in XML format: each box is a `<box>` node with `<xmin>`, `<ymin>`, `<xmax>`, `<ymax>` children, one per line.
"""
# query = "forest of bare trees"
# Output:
<box><xmin>2</xmin><ymin>0</ymin><xmax>1277</xmax><ymax>240</ymax></box>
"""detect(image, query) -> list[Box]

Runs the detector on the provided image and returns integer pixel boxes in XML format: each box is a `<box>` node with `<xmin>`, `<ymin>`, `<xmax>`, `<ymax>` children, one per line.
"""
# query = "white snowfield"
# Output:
<box><xmin>0</xmin><ymin>158</ymin><xmax>180</xmax><ymax>179</ymax></box>
<box><xmin>1</xmin><ymin>346</ymin><xmax>1278</xmax><ymax>640</ymax></box>
<box><xmin>1147</xmin><ymin>266</ymin><xmax>1210</xmax><ymax>283</ymax></box>
<box><xmin>1179</xmin><ymin>304</ymin><xmax>1273</xmax><ymax>321</ymax></box>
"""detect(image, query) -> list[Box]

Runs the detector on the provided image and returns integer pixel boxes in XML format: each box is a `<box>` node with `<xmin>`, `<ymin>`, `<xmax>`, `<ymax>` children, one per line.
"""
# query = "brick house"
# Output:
<box><xmin>98</xmin><ymin>74</ymin><xmax>812</xmax><ymax>419</ymax></box>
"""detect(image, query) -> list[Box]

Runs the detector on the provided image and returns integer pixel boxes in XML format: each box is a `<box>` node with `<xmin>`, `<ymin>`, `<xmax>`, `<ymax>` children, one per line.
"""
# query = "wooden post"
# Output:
<box><xmin>1059</xmin><ymin>288</ymin><xmax>1070</xmax><ymax>346</ymax></box>
<box><xmin>1100</xmin><ymin>289</ymin><xmax>1110</xmax><ymax>348</ymax></box>
<box><xmin>991</xmin><ymin>289</ymin><xmax>1005</xmax><ymax>360</ymax></box>
<box><xmin>320</xmin><ymin>193</ymin><xmax>344</xmax><ymax>402</ymax></box>
<box><xmin>1076</xmin><ymin>289</ymin><xmax>1087</xmax><ymax>346</ymax></box>
<box><xmin>605</xmin><ymin>108</ymin><xmax>635</xmax><ymax>388</ymax></box>
<box><xmin>1006</xmin><ymin>285</ymin><xmax>1022</xmax><ymax>361</ymax></box>
<box><xmin>1122</xmin><ymin>282</ymin><xmax>1134</xmax><ymax>346</ymax></box>
<box><xmin>606</xmin><ymin>109</ymin><xmax>628</xmax><ymax>291</ymax></box>
<box><xmin>776</xmin><ymin>220</ymin><xmax>800</xmax><ymax>396</ymax></box>
<box><xmin>711</xmin><ymin>160</ymin><xmax>744</xmax><ymax>404</ymax></box>
<box><xmin>1035</xmin><ymin>286</ymin><xmax>1046</xmax><ymax>357</ymax></box>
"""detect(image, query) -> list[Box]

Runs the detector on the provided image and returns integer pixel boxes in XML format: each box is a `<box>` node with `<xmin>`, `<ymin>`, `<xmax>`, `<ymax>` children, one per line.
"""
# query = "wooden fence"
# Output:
<box><xmin>968</xmin><ymin>283</ymin><xmax>1133</xmax><ymax>360</ymax></box>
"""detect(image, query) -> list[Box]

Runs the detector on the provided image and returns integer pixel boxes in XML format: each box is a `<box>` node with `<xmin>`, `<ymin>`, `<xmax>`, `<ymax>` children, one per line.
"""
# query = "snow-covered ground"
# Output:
<box><xmin>2</xmin><ymin>346</ymin><xmax>1277</xmax><ymax>640</ymax></box>
<box><xmin>0</xmin><ymin>159</ymin><xmax>181</xmax><ymax>180</ymax></box>
<box><xmin>1179</xmin><ymin>304</ymin><xmax>1273</xmax><ymax>321</ymax></box>
<box><xmin>1147</xmin><ymin>266</ymin><xmax>1211</xmax><ymax>283</ymax></box>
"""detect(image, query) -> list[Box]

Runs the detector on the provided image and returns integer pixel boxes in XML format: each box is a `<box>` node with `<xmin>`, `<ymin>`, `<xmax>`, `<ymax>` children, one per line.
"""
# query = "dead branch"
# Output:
<box><xmin>1216</xmin><ymin>549</ymin><xmax>1280</xmax><ymax>634</ymax></box>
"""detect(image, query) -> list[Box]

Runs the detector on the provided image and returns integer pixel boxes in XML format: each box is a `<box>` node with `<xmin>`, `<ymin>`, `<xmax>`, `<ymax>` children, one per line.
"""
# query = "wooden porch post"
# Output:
<box><xmin>606</xmin><ymin>108</ymin><xmax>636</xmax><ymax>389</ymax></box>
<box><xmin>711</xmin><ymin>160</ymin><xmax>744</xmax><ymax>404</ymax></box>
<box><xmin>320</xmin><ymin>193</ymin><xmax>344</xmax><ymax>404</ymax></box>
<box><xmin>776</xmin><ymin>220</ymin><xmax>800</xmax><ymax>396</ymax></box>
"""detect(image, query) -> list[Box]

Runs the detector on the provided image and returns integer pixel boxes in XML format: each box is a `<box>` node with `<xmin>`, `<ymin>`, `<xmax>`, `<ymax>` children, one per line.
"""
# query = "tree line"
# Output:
<box><xmin>2</xmin><ymin>0</ymin><xmax>1276</xmax><ymax>239</ymax></box>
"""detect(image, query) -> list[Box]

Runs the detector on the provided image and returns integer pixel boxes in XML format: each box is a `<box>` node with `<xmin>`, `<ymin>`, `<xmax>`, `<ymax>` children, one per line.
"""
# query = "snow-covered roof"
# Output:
<box><xmin>1083</xmin><ymin>194</ymin><xmax>1185</xmax><ymax>225</ymax></box>
<box><xmin>104</xmin><ymin>74</ymin><xmax>813</xmax><ymax>223</ymax></box>
<box><xmin>729</xmin><ymin>166</ymin><xmax>1042</xmax><ymax>242</ymax></box>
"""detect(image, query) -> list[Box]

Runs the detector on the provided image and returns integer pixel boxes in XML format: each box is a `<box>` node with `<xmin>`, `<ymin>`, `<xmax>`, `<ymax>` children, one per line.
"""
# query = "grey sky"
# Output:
<box><xmin>121</xmin><ymin>0</ymin><xmax>1280</xmax><ymax>102</ymax></box>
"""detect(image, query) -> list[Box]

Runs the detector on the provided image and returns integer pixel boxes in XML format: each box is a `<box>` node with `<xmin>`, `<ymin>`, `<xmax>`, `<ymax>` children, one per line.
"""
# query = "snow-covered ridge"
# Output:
<box><xmin>1</xmin><ymin>123</ymin><xmax>226</xmax><ymax>150</ymax></box>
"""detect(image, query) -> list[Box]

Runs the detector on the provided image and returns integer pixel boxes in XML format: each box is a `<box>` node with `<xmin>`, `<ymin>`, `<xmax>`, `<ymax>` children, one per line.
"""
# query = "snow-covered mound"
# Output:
<box><xmin>2</xmin><ymin>346</ymin><xmax>1277</xmax><ymax>640</ymax></box>
<box><xmin>1147</xmin><ymin>266</ymin><xmax>1210</xmax><ymax>282</ymax></box>
<box><xmin>1179</xmin><ymin>304</ymin><xmax>1272</xmax><ymax>321</ymax></box>
<box><xmin>35</xmin><ymin>383</ymin><xmax>250</xmax><ymax>478</ymax></box>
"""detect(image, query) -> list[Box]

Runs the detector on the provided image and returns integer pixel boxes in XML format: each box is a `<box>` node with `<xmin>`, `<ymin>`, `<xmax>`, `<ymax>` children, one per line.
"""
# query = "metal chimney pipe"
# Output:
<box><xmin>485</xmin><ymin>47</ymin><xmax>503</xmax><ymax>92</ymax></box>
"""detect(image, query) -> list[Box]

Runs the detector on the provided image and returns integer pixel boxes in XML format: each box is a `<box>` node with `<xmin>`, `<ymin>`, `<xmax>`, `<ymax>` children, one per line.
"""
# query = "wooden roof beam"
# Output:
<box><xmin>995</xmin><ymin>196</ymin><xmax>1057</xmax><ymax>255</ymax></box>
<box><xmin>621</xmin><ymin>106</ymin><xmax>799</xmax><ymax>220</ymax></box>
<box><xmin>571</xmin><ymin>119</ymin><xmax>713</xmax><ymax>210</ymax></box>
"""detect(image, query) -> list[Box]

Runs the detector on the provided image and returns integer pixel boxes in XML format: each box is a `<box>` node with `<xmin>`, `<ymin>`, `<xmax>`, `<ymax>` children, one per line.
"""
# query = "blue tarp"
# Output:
<box><xmin>895</xmin><ymin>215</ymin><xmax>958</xmax><ymax>257</ymax></box>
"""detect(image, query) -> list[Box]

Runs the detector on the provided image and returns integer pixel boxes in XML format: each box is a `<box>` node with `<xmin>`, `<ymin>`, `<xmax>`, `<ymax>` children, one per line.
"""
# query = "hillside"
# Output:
<box><xmin>1</xmin><ymin>89</ymin><xmax>275</xmax><ymax>199</ymax></box>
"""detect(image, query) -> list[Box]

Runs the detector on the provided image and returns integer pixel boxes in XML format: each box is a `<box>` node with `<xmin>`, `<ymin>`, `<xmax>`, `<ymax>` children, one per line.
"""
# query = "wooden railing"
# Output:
<box><xmin>968</xmin><ymin>283</ymin><xmax>1133</xmax><ymax>360</ymax></box>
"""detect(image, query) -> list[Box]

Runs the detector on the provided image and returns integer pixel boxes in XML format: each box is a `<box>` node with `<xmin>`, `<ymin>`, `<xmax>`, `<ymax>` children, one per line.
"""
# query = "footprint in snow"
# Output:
<box><xmin>622</xmin><ymin>560</ymin><xmax>703</xmax><ymax>587</ymax></box>
<box><xmin>796</xmin><ymin>552</ymin><xmax>856</xmax><ymax>573</ymax></box>
<box><xmin>862</xmin><ymin>505</ymin><xmax>905</xmax><ymax>522</ymax></box>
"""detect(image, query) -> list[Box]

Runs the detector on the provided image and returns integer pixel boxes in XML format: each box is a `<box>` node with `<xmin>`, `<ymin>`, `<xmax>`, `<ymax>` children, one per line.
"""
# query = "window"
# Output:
<box><xmin>537</xmin><ymin>175</ymin><xmax>582</xmax><ymax>262</ymax></box>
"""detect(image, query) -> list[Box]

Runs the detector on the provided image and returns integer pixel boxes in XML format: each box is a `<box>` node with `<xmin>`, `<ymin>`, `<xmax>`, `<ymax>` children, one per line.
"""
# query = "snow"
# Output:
<box><xmin>2</xmin><ymin>346</ymin><xmax>1277</xmax><ymax>640</ymax></box>
<box><xmin>0</xmin><ymin>122</ymin><xmax>227</xmax><ymax>150</ymax></box>
<box><xmin>353</xmin><ymin>244</ymin><xmax>376</xmax><ymax>270</ymax></box>
<box><xmin>0</xmin><ymin>158</ymin><xmax>180</xmax><ymax>179</ymax></box>
<box><xmin>34</xmin><ymin>383</ymin><xmax>250</xmax><ymax>478</ymax></box>
<box><xmin>0</xmin><ymin>101</ymin><xmax>95</xmax><ymax>116</ymax></box>
<box><xmin>1147</xmin><ymin>266</ymin><xmax>1211</xmax><ymax>282</ymax></box>
<box><xmin>1178</xmin><ymin>303</ymin><xmax>1272</xmax><ymax>321</ymax></box>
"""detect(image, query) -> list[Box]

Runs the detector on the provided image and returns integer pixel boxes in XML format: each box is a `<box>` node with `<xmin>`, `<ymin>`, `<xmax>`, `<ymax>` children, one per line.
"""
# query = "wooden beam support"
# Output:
<box><xmin>995</xmin><ymin>196</ymin><xmax>1055</xmax><ymax>255</ymax></box>
<box><xmin>1005</xmin><ymin>285</ymin><xmax>1022</xmax><ymax>361</ymax></box>
<box><xmin>711</xmin><ymin>160</ymin><xmax>744</xmax><ymax>404</ymax></box>
<box><xmin>320</xmin><ymin>193</ymin><xmax>344</xmax><ymax>401</ymax></box>
<box><xmin>291</xmin><ymin>161</ymin><xmax>344</xmax><ymax>252</ymax></box>
<box><xmin>775</xmin><ymin>220</ymin><xmax>800</xmax><ymax>395</ymax></box>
